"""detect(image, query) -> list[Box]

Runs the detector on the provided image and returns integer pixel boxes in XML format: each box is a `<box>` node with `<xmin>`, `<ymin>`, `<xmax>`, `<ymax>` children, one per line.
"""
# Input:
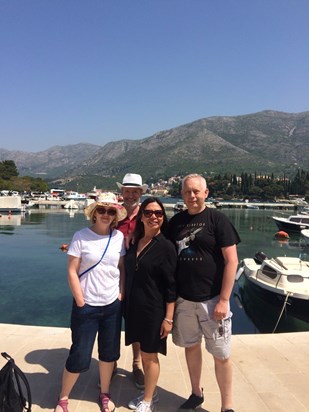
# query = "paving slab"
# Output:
<box><xmin>0</xmin><ymin>324</ymin><xmax>308</xmax><ymax>411</ymax></box>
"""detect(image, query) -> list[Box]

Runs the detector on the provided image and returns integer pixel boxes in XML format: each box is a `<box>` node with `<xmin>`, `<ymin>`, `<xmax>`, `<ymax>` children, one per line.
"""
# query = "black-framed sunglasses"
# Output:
<box><xmin>96</xmin><ymin>207</ymin><xmax>117</xmax><ymax>216</ymax></box>
<box><xmin>142</xmin><ymin>209</ymin><xmax>164</xmax><ymax>218</ymax></box>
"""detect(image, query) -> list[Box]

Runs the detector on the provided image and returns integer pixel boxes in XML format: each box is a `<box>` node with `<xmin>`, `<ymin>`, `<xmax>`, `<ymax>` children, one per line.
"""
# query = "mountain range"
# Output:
<box><xmin>1</xmin><ymin>110</ymin><xmax>308</xmax><ymax>190</ymax></box>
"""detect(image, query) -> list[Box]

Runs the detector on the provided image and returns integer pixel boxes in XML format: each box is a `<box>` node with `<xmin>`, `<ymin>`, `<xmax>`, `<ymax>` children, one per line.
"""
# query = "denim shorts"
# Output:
<box><xmin>65</xmin><ymin>298</ymin><xmax>122</xmax><ymax>373</ymax></box>
<box><xmin>172</xmin><ymin>295</ymin><xmax>232</xmax><ymax>360</ymax></box>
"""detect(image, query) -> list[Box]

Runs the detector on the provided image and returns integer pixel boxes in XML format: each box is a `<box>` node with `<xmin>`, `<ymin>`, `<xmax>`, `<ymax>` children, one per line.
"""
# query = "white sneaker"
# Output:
<box><xmin>128</xmin><ymin>391</ymin><xmax>159</xmax><ymax>410</ymax></box>
<box><xmin>136</xmin><ymin>400</ymin><xmax>154</xmax><ymax>412</ymax></box>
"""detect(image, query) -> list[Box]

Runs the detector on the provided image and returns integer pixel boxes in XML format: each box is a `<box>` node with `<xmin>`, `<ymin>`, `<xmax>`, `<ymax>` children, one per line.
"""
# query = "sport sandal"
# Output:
<box><xmin>55</xmin><ymin>399</ymin><xmax>69</xmax><ymax>412</ymax></box>
<box><xmin>99</xmin><ymin>392</ymin><xmax>115</xmax><ymax>412</ymax></box>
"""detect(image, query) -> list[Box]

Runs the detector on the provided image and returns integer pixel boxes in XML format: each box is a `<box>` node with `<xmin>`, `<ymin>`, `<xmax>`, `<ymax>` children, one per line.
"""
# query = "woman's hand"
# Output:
<box><xmin>75</xmin><ymin>298</ymin><xmax>85</xmax><ymax>307</ymax></box>
<box><xmin>160</xmin><ymin>320</ymin><xmax>173</xmax><ymax>338</ymax></box>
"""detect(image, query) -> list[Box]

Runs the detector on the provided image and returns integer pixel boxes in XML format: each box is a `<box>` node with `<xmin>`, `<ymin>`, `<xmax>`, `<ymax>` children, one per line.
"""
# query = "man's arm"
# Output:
<box><xmin>213</xmin><ymin>244</ymin><xmax>238</xmax><ymax>320</ymax></box>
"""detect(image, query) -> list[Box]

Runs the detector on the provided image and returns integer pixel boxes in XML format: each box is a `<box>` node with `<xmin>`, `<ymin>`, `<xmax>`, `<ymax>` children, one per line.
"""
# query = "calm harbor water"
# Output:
<box><xmin>1</xmin><ymin>204</ymin><xmax>309</xmax><ymax>334</ymax></box>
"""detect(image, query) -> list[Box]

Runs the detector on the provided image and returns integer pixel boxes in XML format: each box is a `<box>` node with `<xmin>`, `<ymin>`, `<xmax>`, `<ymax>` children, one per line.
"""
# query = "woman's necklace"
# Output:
<box><xmin>135</xmin><ymin>239</ymin><xmax>155</xmax><ymax>271</ymax></box>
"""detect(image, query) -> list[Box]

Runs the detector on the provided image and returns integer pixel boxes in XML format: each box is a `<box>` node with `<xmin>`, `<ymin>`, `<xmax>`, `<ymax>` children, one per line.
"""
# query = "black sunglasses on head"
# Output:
<box><xmin>142</xmin><ymin>209</ymin><xmax>164</xmax><ymax>218</ymax></box>
<box><xmin>96</xmin><ymin>207</ymin><xmax>117</xmax><ymax>216</ymax></box>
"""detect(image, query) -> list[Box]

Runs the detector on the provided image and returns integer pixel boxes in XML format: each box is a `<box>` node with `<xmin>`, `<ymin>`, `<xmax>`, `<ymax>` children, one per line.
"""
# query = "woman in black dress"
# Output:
<box><xmin>124</xmin><ymin>197</ymin><xmax>177</xmax><ymax>412</ymax></box>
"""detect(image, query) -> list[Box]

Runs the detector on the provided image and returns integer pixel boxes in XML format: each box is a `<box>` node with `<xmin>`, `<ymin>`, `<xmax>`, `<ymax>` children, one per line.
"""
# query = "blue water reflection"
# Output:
<box><xmin>0</xmin><ymin>207</ymin><xmax>308</xmax><ymax>333</ymax></box>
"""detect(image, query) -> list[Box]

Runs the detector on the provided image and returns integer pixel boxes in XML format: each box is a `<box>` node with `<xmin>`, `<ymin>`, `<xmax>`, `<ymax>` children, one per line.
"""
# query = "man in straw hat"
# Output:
<box><xmin>115</xmin><ymin>173</ymin><xmax>148</xmax><ymax>390</ymax></box>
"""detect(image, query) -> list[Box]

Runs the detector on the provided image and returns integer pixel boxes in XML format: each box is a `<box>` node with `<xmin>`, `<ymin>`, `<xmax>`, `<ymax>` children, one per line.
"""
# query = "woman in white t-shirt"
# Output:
<box><xmin>54</xmin><ymin>193</ymin><xmax>127</xmax><ymax>412</ymax></box>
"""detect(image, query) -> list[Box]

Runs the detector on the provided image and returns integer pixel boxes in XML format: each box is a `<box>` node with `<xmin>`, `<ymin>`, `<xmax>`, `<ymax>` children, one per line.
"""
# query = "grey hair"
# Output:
<box><xmin>181</xmin><ymin>174</ymin><xmax>207</xmax><ymax>189</ymax></box>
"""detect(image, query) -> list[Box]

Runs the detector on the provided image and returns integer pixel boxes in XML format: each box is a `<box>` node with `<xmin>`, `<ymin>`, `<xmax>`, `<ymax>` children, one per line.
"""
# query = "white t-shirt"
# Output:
<box><xmin>67</xmin><ymin>227</ymin><xmax>126</xmax><ymax>306</ymax></box>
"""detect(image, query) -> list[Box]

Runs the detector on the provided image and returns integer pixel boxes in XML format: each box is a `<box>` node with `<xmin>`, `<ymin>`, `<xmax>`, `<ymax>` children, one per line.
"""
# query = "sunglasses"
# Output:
<box><xmin>142</xmin><ymin>209</ymin><xmax>164</xmax><ymax>218</ymax></box>
<box><xmin>96</xmin><ymin>207</ymin><xmax>117</xmax><ymax>216</ymax></box>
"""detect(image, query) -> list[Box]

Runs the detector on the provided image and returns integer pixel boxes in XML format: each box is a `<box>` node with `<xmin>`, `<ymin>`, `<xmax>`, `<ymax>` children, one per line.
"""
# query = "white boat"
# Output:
<box><xmin>236</xmin><ymin>252</ymin><xmax>309</xmax><ymax>323</ymax></box>
<box><xmin>63</xmin><ymin>191</ymin><xmax>87</xmax><ymax>201</ymax></box>
<box><xmin>246</xmin><ymin>204</ymin><xmax>259</xmax><ymax>209</ymax></box>
<box><xmin>63</xmin><ymin>199</ymin><xmax>79</xmax><ymax>209</ymax></box>
<box><xmin>0</xmin><ymin>195</ymin><xmax>23</xmax><ymax>213</ymax></box>
<box><xmin>301</xmin><ymin>229</ymin><xmax>309</xmax><ymax>246</ymax></box>
<box><xmin>237</xmin><ymin>253</ymin><xmax>309</xmax><ymax>300</ymax></box>
<box><xmin>272</xmin><ymin>214</ymin><xmax>309</xmax><ymax>233</ymax></box>
<box><xmin>86</xmin><ymin>186</ymin><xmax>100</xmax><ymax>200</ymax></box>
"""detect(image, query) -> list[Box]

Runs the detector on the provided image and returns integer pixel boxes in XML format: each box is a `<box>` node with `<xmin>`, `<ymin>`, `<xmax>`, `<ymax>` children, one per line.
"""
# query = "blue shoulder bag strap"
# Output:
<box><xmin>78</xmin><ymin>229</ymin><xmax>112</xmax><ymax>278</ymax></box>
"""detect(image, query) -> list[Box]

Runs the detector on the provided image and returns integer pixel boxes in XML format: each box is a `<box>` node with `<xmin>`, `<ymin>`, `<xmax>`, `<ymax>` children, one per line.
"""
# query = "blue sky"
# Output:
<box><xmin>1</xmin><ymin>0</ymin><xmax>308</xmax><ymax>152</ymax></box>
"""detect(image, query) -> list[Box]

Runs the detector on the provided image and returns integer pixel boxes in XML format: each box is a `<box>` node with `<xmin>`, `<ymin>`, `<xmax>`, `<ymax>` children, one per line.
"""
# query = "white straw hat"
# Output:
<box><xmin>116</xmin><ymin>173</ymin><xmax>148</xmax><ymax>193</ymax></box>
<box><xmin>84</xmin><ymin>192</ymin><xmax>127</xmax><ymax>221</ymax></box>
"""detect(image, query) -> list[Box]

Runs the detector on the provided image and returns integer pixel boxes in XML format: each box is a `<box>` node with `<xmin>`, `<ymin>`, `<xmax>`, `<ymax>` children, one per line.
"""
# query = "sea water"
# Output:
<box><xmin>0</xmin><ymin>207</ymin><xmax>308</xmax><ymax>333</ymax></box>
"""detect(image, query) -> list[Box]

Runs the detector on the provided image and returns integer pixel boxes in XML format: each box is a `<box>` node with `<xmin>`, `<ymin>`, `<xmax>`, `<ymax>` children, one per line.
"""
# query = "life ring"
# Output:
<box><xmin>274</xmin><ymin>231</ymin><xmax>289</xmax><ymax>239</ymax></box>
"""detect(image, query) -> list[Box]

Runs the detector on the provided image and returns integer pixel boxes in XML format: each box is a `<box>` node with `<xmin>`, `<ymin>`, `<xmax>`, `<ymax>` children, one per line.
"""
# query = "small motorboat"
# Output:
<box><xmin>237</xmin><ymin>252</ymin><xmax>309</xmax><ymax>301</ymax></box>
<box><xmin>236</xmin><ymin>252</ymin><xmax>309</xmax><ymax>323</ymax></box>
<box><xmin>63</xmin><ymin>199</ymin><xmax>79</xmax><ymax>209</ymax></box>
<box><xmin>246</xmin><ymin>204</ymin><xmax>259</xmax><ymax>209</ymax></box>
<box><xmin>301</xmin><ymin>229</ymin><xmax>309</xmax><ymax>247</ymax></box>
<box><xmin>272</xmin><ymin>214</ymin><xmax>309</xmax><ymax>233</ymax></box>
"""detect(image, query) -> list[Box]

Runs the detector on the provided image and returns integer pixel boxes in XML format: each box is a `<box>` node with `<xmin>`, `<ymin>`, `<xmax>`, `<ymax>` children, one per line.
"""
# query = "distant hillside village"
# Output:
<box><xmin>146</xmin><ymin>171</ymin><xmax>309</xmax><ymax>203</ymax></box>
<box><xmin>0</xmin><ymin>159</ymin><xmax>309</xmax><ymax>202</ymax></box>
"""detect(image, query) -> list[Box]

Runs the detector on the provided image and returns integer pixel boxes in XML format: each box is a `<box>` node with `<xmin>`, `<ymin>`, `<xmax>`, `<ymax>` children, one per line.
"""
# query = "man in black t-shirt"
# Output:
<box><xmin>169</xmin><ymin>174</ymin><xmax>240</xmax><ymax>412</ymax></box>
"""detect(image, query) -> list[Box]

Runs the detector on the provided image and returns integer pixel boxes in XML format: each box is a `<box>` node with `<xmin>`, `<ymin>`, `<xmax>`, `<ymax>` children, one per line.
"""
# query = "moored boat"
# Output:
<box><xmin>236</xmin><ymin>252</ymin><xmax>309</xmax><ymax>323</ymax></box>
<box><xmin>272</xmin><ymin>214</ymin><xmax>309</xmax><ymax>233</ymax></box>
<box><xmin>0</xmin><ymin>195</ymin><xmax>23</xmax><ymax>213</ymax></box>
<box><xmin>63</xmin><ymin>199</ymin><xmax>79</xmax><ymax>209</ymax></box>
<box><xmin>63</xmin><ymin>191</ymin><xmax>88</xmax><ymax>201</ymax></box>
<box><xmin>301</xmin><ymin>229</ymin><xmax>309</xmax><ymax>247</ymax></box>
<box><xmin>246</xmin><ymin>204</ymin><xmax>259</xmax><ymax>209</ymax></box>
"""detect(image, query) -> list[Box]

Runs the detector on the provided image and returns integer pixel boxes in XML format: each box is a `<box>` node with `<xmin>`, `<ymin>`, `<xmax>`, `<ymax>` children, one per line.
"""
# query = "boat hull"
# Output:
<box><xmin>273</xmin><ymin>216</ymin><xmax>309</xmax><ymax>233</ymax></box>
<box><xmin>243</xmin><ymin>257</ymin><xmax>309</xmax><ymax>296</ymax></box>
<box><xmin>244</xmin><ymin>270</ymin><xmax>309</xmax><ymax>301</ymax></box>
<box><xmin>239</xmin><ymin>256</ymin><xmax>309</xmax><ymax>323</ymax></box>
<box><xmin>301</xmin><ymin>229</ymin><xmax>309</xmax><ymax>246</ymax></box>
<box><xmin>238</xmin><ymin>275</ymin><xmax>309</xmax><ymax>329</ymax></box>
<box><xmin>0</xmin><ymin>196</ymin><xmax>23</xmax><ymax>213</ymax></box>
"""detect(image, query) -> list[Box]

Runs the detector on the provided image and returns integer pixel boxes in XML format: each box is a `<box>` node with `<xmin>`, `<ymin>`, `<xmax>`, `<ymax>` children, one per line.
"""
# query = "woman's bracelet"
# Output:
<box><xmin>164</xmin><ymin>318</ymin><xmax>173</xmax><ymax>325</ymax></box>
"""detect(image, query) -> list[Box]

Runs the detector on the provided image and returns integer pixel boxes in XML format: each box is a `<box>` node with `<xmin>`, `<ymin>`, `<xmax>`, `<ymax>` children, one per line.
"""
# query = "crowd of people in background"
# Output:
<box><xmin>54</xmin><ymin>172</ymin><xmax>240</xmax><ymax>412</ymax></box>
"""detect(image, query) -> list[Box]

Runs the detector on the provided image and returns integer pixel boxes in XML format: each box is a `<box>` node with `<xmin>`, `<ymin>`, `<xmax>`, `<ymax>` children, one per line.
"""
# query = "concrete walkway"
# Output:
<box><xmin>0</xmin><ymin>324</ymin><xmax>308</xmax><ymax>411</ymax></box>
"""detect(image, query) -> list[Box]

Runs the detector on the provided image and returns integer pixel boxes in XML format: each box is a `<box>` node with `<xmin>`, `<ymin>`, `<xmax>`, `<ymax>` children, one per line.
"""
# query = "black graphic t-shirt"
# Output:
<box><xmin>169</xmin><ymin>208</ymin><xmax>240</xmax><ymax>302</ymax></box>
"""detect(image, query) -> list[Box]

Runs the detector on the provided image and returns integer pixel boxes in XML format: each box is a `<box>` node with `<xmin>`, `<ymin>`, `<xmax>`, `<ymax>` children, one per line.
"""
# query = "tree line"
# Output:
<box><xmin>0</xmin><ymin>160</ymin><xmax>49</xmax><ymax>193</ymax></box>
<box><xmin>168</xmin><ymin>169</ymin><xmax>309</xmax><ymax>200</ymax></box>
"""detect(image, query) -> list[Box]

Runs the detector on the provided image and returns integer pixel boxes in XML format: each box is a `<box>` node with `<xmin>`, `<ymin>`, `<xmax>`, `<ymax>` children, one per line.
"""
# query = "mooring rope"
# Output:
<box><xmin>272</xmin><ymin>292</ymin><xmax>292</xmax><ymax>333</ymax></box>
